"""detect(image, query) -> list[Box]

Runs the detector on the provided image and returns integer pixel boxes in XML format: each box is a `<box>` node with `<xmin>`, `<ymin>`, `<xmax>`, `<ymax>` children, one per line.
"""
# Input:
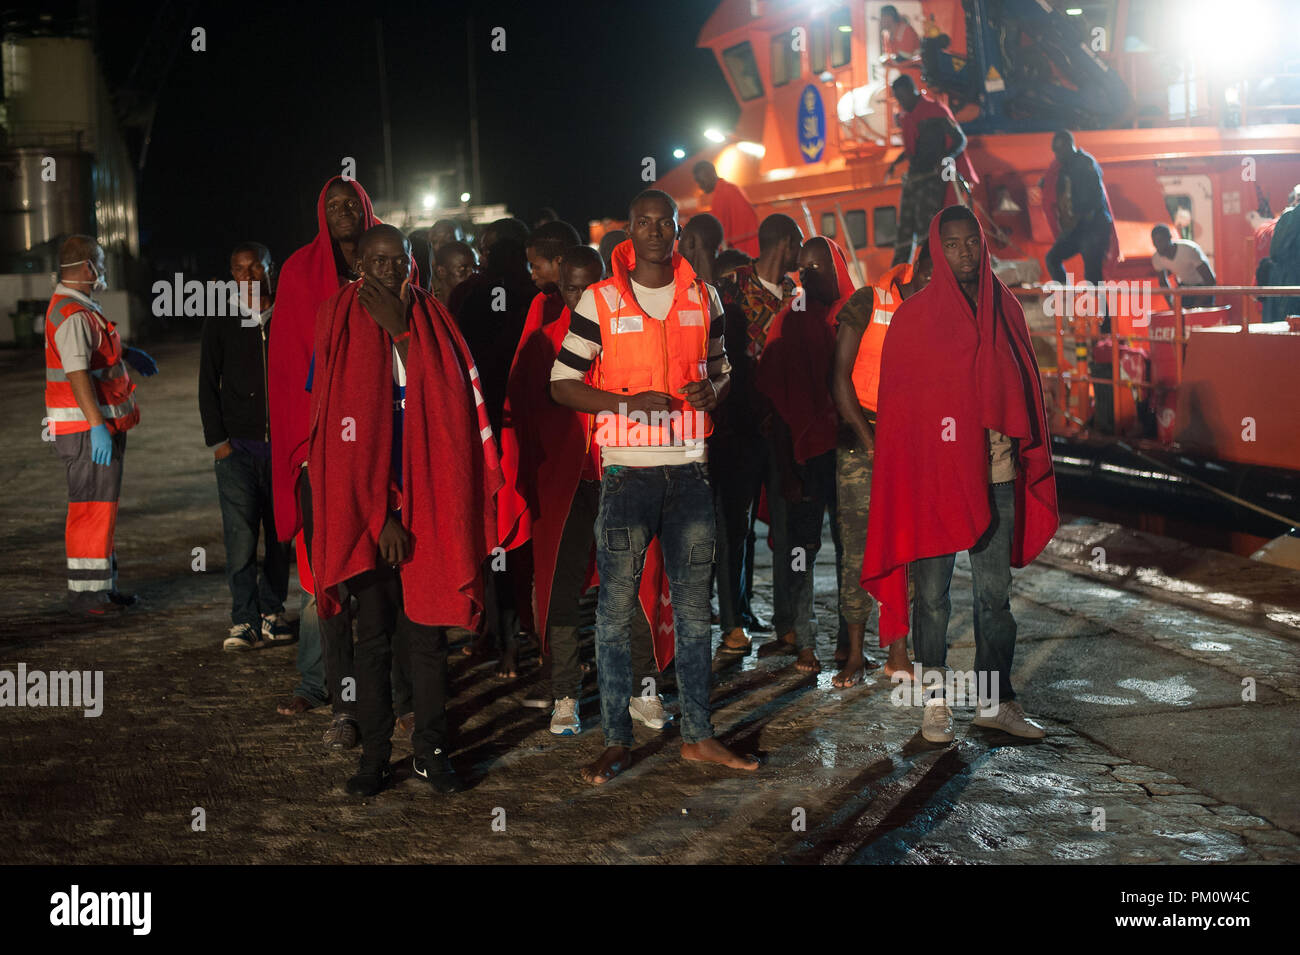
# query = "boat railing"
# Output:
<box><xmin>1009</xmin><ymin>284</ymin><xmax>1300</xmax><ymax>438</ymax></box>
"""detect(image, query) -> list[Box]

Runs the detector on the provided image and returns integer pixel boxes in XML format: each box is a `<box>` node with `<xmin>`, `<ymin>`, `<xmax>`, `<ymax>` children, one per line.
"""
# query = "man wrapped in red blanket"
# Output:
<box><xmin>862</xmin><ymin>206</ymin><xmax>1057</xmax><ymax>744</ymax></box>
<box><xmin>309</xmin><ymin>224</ymin><xmax>501</xmax><ymax>798</ymax></box>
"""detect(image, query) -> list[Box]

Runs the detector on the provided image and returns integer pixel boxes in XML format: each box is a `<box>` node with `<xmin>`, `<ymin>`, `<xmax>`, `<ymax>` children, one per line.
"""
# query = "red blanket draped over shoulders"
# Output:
<box><xmin>756</xmin><ymin>236</ymin><xmax>854</xmax><ymax>463</ymax></box>
<box><xmin>861</xmin><ymin>209</ymin><xmax>1057</xmax><ymax>643</ymax></box>
<box><xmin>308</xmin><ymin>281</ymin><xmax>502</xmax><ymax>630</ymax></box>
<box><xmin>269</xmin><ymin>176</ymin><xmax>378</xmax><ymax>542</ymax></box>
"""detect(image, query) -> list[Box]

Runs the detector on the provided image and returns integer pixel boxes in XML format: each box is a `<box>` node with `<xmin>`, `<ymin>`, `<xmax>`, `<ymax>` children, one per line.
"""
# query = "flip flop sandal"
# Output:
<box><xmin>714</xmin><ymin>639</ymin><xmax>751</xmax><ymax>659</ymax></box>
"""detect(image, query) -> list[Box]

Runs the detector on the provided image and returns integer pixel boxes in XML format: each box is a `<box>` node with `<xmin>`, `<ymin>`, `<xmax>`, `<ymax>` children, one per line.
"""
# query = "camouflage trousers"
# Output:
<box><xmin>836</xmin><ymin>430</ymin><xmax>875</xmax><ymax>626</ymax></box>
<box><xmin>892</xmin><ymin>172</ymin><xmax>948</xmax><ymax>266</ymax></box>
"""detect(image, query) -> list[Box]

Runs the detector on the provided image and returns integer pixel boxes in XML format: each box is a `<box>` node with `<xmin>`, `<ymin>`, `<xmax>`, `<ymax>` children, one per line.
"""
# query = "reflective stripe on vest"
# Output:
<box><xmin>850</xmin><ymin>263</ymin><xmax>913</xmax><ymax>414</ymax></box>
<box><xmin>44</xmin><ymin>293</ymin><xmax>139</xmax><ymax>435</ymax></box>
<box><xmin>591</xmin><ymin>274</ymin><xmax>713</xmax><ymax>448</ymax></box>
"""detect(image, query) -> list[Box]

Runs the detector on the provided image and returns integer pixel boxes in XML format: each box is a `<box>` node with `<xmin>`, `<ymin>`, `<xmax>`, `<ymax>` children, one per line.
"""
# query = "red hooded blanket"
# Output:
<box><xmin>269</xmin><ymin>177</ymin><xmax>379</xmax><ymax>542</ymax></box>
<box><xmin>308</xmin><ymin>281</ymin><xmax>502</xmax><ymax>630</ymax></box>
<box><xmin>756</xmin><ymin>236</ymin><xmax>855</xmax><ymax>463</ymax></box>
<box><xmin>861</xmin><ymin>210</ymin><xmax>1058</xmax><ymax>643</ymax></box>
<box><xmin>498</xmin><ymin>290</ymin><xmax>677</xmax><ymax>668</ymax></box>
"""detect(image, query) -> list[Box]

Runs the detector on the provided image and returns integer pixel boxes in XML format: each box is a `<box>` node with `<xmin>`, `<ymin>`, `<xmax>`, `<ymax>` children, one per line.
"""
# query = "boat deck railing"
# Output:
<box><xmin>1010</xmin><ymin>284</ymin><xmax>1300</xmax><ymax>437</ymax></box>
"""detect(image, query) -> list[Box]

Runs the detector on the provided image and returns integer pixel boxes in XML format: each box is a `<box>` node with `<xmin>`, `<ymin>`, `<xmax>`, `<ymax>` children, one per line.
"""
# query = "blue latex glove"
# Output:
<box><xmin>89</xmin><ymin>423</ymin><xmax>113</xmax><ymax>466</ymax></box>
<box><xmin>123</xmin><ymin>346</ymin><xmax>158</xmax><ymax>377</ymax></box>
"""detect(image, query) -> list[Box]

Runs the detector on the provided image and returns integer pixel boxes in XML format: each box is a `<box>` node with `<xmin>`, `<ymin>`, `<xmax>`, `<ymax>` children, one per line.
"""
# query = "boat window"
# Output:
<box><xmin>830</xmin><ymin>7</ymin><xmax>852</xmax><ymax>68</ymax></box>
<box><xmin>723</xmin><ymin>41</ymin><xmax>764</xmax><ymax>101</ymax></box>
<box><xmin>873</xmin><ymin>206</ymin><xmax>898</xmax><ymax>247</ymax></box>
<box><xmin>820</xmin><ymin>212</ymin><xmax>837</xmax><ymax>237</ymax></box>
<box><xmin>771</xmin><ymin>31</ymin><xmax>801</xmax><ymax>87</ymax></box>
<box><xmin>1163</xmin><ymin>195</ymin><xmax>1194</xmax><ymax>238</ymax></box>
<box><xmin>809</xmin><ymin>18</ymin><xmax>827</xmax><ymax>74</ymax></box>
<box><xmin>845</xmin><ymin>209</ymin><xmax>868</xmax><ymax>250</ymax></box>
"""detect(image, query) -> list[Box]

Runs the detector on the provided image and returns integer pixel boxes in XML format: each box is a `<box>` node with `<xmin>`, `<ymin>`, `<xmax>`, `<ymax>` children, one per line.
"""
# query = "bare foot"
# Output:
<box><xmin>581</xmin><ymin>745</ymin><xmax>631</xmax><ymax>785</ymax></box>
<box><xmin>831</xmin><ymin>658</ymin><xmax>868</xmax><ymax>688</ymax></box>
<box><xmin>757</xmin><ymin>632</ymin><xmax>797</xmax><ymax>657</ymax></box>
<box><xmin>833</xmin><ymin>648</ymin><xmax>849</xmax><ymax>665</ymax></box>
<box><xmin>883</xmin><ymin>642</ymin><xmax>915</xmax><ymax>682</ymax></box>
<box><xmin>680</xmin><ymin>738</ymin><xmax>759</xmax><ymax>771</ymax></box>
<box><xmin>795</xmin><ymin>648</ymin><xmax>821</xmax><ymax>673</ymax></box>
<box><xmin>495</xmin><ymin>640</ymin><xmax>519</xmax><ymax>679</ymax></box>
<box><xmin>276</xmin><ymin>695</ymin><xmax>316</xmax><ymax>716</ymax></box>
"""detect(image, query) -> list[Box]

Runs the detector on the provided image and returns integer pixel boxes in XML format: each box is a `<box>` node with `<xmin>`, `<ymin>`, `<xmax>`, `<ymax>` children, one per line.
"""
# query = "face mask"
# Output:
<box><xmin>59</xmin><ymin>259</ymin><xmax>108</xmax><ymax>292</ymax></box>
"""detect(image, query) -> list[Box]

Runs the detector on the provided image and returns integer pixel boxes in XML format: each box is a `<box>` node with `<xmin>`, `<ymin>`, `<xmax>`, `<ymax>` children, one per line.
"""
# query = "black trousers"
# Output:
<box><xmin>348</xmin><ymin>565</ymin><xmax>449</xmax><ymax>771</ymax></box>
<box><xmin>301</xmin><ymin>473</ymin><xmax>411</xmax><ymax>717</ymax></box>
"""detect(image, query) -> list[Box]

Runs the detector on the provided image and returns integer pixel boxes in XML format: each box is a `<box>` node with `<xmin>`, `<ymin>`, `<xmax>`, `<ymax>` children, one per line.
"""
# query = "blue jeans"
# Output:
<box><xmin>911</xmin><ymin>482</ymin><xmax>1018</xmax><ymax>704</ymax></box>
<box><xmin>293</xmin><ymin>587</ymin><xmax>329</xmax><ymax>707</ymax></box>
<box><xmin>594</xmin><ymin>463</ymin><xmax>715</xmax><ymax>747</ymax></box>
<box><xmin>214</xmin><ymin>450</ymin><xmax>290</xmax><ymax>630</ymax></box>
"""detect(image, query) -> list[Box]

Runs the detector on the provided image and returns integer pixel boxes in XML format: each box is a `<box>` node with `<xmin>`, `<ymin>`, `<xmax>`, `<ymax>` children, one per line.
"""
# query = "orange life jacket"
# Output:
<box><xmin>591</xmin><ymin>242</ymin><xmax>713</xmax><ymax>449</ymax></box>
<box><xmin>44</xmin><ymin>291</ymin><xmax>139</xmax><ymax>436</ymax></box>
<box><xmin>850</xmin><ymin>262</ymin><xmax>912</xmax><ymax>413</ymax></box>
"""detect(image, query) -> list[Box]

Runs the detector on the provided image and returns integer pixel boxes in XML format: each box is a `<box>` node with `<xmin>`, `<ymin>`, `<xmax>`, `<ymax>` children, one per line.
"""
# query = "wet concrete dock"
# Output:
<box><xmin>1</xmin><ymin>342</ymin><xmax>1296</xmax><ymax>864</ymax></box>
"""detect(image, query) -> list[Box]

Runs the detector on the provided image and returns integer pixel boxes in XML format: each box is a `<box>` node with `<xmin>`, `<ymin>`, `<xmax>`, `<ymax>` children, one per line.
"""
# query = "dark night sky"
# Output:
<box><xmin>77</xmin><ymin>0</ymin><xmax>736</xmax><ymax>277</ymax></box>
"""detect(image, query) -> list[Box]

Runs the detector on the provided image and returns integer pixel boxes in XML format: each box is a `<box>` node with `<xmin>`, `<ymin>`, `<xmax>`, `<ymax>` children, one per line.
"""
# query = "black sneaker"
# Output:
<box><xmin>345</xmin><ymin>763</ymin><xmax>393</xmax><ymax>797</ymax></box>
<box><xmin>107</xmin><ymin>590</ymin><xmax>139</xmax><ymax>608</ymax></box>
<box><xmin>412</xmin><ymin>752</ymin><xmax>462</xmax><ymax>794</ymax></box>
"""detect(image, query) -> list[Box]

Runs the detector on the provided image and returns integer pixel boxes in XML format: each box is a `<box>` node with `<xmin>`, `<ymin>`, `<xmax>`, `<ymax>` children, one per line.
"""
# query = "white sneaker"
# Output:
<box><xmin>921</xmin><ymin>697</ymin><xmax>955</xmax><ymax>743</ymax></box>
<box><xmin>628</xmin><ymin>694</ymin><xmax>669</xmax><ymax>730</ymax></box>
<box><xmin>549</xmin><ymin>697</ymin><xmax>580</xmax><ymax>736</ymax></box>
<box><xmin>972</xmin><ymin>700</ymin><xmax>1046</xmax><ymax>739</ymax></box>
<box><xmin>223</xmin><ymin>622</ymin><xmax>261</xmax><ymax>652</ymax></box>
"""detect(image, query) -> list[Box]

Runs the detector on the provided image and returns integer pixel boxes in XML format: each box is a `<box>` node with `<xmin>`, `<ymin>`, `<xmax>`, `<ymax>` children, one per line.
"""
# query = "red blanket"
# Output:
<box><xmin>308</xmin><ymin>281</ymin><xmax>502</xmax><ymax>629</ymax></box>
<box><xmin>709</xmin><ymin>179</ymin><xmax>761</xmax><ymax>256</ymax></box>
<box><xmin>497</xmin><ymin>290</ymin><xmax>677</xmax><ymax>668</ymax></box>
<box><xmin>756</xmin><ymin>236</ymin><xmax>854</xmax><ymax>463</ymax></box>
<box><xmin>861</xmin><ymin>210</ymin><xmax>1058</xmax><ymax>643</ymax></box>
<box><xmin>269</xmin><ymin>177</ymin><xmax>378</xmax><ymax>542</ymax></box>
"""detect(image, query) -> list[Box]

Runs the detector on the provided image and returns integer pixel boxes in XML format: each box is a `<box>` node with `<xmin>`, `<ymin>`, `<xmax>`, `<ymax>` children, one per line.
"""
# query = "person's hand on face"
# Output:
<box><xmin>357</xmin><ymin>277</ymin><xmax>408</xmax><ymax>335</ymax></box>
<box><xmin>357</xmin><ymin>231</ymin><xmax>412</xmax><ymax>335</ymax></box>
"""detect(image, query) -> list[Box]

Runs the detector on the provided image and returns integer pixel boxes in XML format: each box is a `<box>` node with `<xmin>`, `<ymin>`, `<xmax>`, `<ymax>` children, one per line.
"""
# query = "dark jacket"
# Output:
<box><xmin>198</xmin><ymin>306</ymin><xmax>273</xmax><ymax>447</ymax></box>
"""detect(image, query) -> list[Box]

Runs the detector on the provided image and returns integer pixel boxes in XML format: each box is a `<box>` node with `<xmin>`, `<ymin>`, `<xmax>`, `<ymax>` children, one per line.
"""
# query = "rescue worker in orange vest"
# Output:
<box><xmin>830</xmin><ymin>239</ymin><xmax>933</xmax><ymax>686</ymax></box>
<box><xmin>45</xmin><ymin>235</ymin><xmax>158</xmax><ymax>615</ymax></box>
<box><xmin>551</xmin><ymin>189</ymin><xmax>759</xmax><ymax>784</ymax></box>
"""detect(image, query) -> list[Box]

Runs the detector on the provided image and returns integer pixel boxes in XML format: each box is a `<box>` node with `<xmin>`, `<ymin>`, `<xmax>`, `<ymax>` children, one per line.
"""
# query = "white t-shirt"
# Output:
<box><xmin>1152</xmin><ymin>240</ymin><xmax>1211</xmax><ymax>286</ymax></box>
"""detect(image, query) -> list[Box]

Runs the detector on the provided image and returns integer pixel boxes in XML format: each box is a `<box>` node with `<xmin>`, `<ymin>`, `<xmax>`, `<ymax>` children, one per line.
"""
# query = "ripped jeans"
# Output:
<box><xmin>593</xmin><ymin>462</ymin><xmax>716</xmax><ymax>747</ymax></box>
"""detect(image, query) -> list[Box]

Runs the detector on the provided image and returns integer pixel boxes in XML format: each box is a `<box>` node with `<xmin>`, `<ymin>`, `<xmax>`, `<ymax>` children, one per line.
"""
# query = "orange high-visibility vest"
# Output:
<box><xmin>590</xmin><ymin>271</ymin><xmax>713</xmax><ymax>449</ymax></box>
<box><xmin>44</xmin><ymin>292</ymin><xmax>139</xmax><ymax>436</ymax></box>
<box><xmin>850</xmin><ymin>262</ymin><xmax>912</xmax><ymax>413</ymax></box>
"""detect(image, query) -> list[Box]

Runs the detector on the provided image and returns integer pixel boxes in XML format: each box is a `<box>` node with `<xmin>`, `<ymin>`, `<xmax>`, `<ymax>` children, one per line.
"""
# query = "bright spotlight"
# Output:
<box><xmin>460</xmin><ymin>192</ymin><xmax>471</xmax><ymax>203</ymax></box>
<box><xmin>422</xmin><ymin>193</ymin><xmax>436</xmax><ymax>210</ymax></box>
<box><xmin>704</xmin><ymin>128</ymin><xmax>726</xmax><ymax>143</ymax></box>
<box><xmin>673</xmin><ymin>147</ymin><xmax>686</xmax><ymax>159</ymax></box>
